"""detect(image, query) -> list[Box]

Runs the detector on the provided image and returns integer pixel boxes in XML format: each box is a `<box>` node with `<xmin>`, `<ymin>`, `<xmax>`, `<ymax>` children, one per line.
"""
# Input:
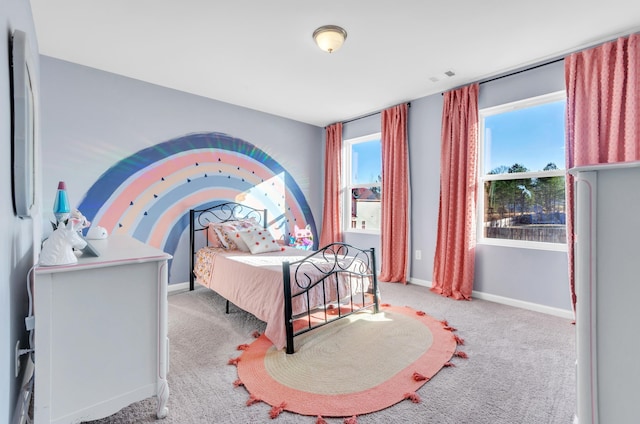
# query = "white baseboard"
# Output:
<box><xmin>406</xmin><ymin>277</ymin><xmax>573</xmax><ymax>320</ymax></box>
<box><xmin>471</xmin><ymin>290</ymin><xmax>574</xmax><ymax>320</ymax></box>
<box><xmin>408</xmin><ymin>277</ymin><xmax>432</xmax><ymax>288</ymax></box>
<box><xmin>168</xmin><ymin>282</ymin><xmax>190</xmax><ymax>294</ymax></box>
<box><xmin>172</xmin><ymin>277</ymin><xmax>573</xmax><ymax>319</ymax></box>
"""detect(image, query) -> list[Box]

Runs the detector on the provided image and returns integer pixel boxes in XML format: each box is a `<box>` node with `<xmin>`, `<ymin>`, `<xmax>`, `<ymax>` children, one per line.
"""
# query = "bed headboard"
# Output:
<box><xmin>189</xmin><ymin>202</ymin><xmax>267</xmax><ymax>290</ymax></box>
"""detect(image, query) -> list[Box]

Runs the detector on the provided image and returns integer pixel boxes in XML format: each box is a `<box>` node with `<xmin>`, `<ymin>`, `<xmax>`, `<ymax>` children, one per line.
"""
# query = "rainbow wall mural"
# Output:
<box><xmin>77</xmin><ymin>132</ymin><xmax>317</xmax><ymax>283</ymax></box>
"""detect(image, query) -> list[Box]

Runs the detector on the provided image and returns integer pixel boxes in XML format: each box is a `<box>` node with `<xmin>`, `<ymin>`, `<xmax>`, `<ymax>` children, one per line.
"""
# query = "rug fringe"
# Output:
<box><xmin>440</xmin><ymin>319</ymin><xmax>449</xmax><ymax>326</ymax></box>
<box><xmin>443</xmin><ymin>361</ymin><xmax>456</xmax><ymax>367</ymax></box>
<box><xmin>228</xmin><ymin>356</ymin><xmax>241</xmax><ymax>366</ymax></box>
<box><xmin>246</xmin><ymin>394</ymin><xmax>262</xmax><ymax>406</ymax></box>
<box><xmin>443</xmin><ymin>325</ymin><xmax>457</xmax><ymax>332</ymax></box>
<box><xmin>316</xmin><ymin>416</ymin><xmax>328</xmax><ymax>424</ymax></box>
<box><xmin>453</xmin><ymin>335</ymin><xmax>465</xmax><ymax>345</ymax></box>
<box><xmin>233</xmin><ymin>378</ymin><xmax>244</xmax><ymax>387</ymax></box>
<box><xmin>252</xmin><ymin>330</ymin><xmax>261</xmax><ymax>338</ymax></box>
<box><xmin>403</xmin><ymin>392</ymin><xmax>421</xmax><ymax>403</ymax></box>
<box><xmin>416</xmin><ymin>310</ymin><xmax>426</xmax><ymax>316</ymax></box>
<box><xmin>412</xmin><ymin>371</ymin><xmax>430</xmax><ymax>382</ymax></box>
<box><xmin>344</xmin><ymin>416</ymin><xmax>358</xmax><ymax>424</ymax></box>
<box><xmin>237</xmin><ymin>343</ymin><xmax>251</xmax><ymax>351</ymax></box>
<box><xmin>269</xmin><ymin>402</ymin><xmax>287</xmax><ymax>418</ymax></box>
<box><xmin>454</xmin><ymin>351</ymin><xmax>468</xmax><ymax>359</ymax></box>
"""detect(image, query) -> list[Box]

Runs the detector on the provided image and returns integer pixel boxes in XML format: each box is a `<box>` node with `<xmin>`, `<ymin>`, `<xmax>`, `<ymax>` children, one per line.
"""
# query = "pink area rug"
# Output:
<box><xmin>229</xmin><ymin>304</ymin><xmax>467</xmax><ymax>420</ymax></box>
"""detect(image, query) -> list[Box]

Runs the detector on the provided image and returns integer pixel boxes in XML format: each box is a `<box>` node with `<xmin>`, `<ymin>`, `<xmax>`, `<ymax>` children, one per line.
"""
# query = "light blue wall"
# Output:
<box><xmin>342</xmin><ymin>60</ymin><xmax>571</xmax><ymax>313</ymax></box>
<box><xmin>39</xmin><ymin>56</ymin><xmax>324</xmax><ymax>284</ymax></box>
<box><xmin>36</xmin><ymin>39</ymin><xmax>571</xmax><ymax>356</ymax></box>
<box><xmin>406</xmin><ymin>94</ymin><xmax>444</xmax><ymax>284</ymax></box>
<box><xmin>2</xmin><ymin>0</ymin><xmax>40</xmax><ymax>421</ymax></box>
<box><xmin>475</xmin><ymin>59</ymin><xmax>570</xmax><ymax>311</ymax></box>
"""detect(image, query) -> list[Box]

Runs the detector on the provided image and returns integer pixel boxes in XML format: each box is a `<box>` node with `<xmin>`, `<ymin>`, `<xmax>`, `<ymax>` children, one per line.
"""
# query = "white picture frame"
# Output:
<box><xmin>11</xmin><ymin>29</ymin><xmax>37</xmax><ymax>219</ymax></box>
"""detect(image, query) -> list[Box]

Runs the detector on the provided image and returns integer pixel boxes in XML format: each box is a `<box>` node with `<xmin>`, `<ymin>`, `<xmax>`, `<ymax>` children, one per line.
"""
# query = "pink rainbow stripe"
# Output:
<box><xmin>114</xmin><ymin>163</ymin><xmax>268</xmax><ymax>232</ymax></box>
<box><xmin>146</xmin><ymin>187</ymin><xmax>305</xmax><ymax>249</ymax></box>
<box><xmin>97</xmin><ymin>151</ymin><xmax>277</xmax><ymax>232</ymax></box>
<box><xmin>148</xmin><ymin>188</ymin><xmax>238</xmax><ymax>248</ymax></box>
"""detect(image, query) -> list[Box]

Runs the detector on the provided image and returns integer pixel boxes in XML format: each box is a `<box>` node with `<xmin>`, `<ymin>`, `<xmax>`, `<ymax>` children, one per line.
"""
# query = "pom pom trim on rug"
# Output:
<box><xmin>233</xmin><ymin>305</ymin><xmax>464</xmax><ymax>418</ymax></box>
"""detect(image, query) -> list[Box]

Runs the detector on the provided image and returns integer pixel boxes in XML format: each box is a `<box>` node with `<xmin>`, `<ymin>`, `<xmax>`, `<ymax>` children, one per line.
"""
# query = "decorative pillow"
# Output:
<box><xmin>238</xmin><ymin>226</ymin><xmax>284</xmax><ymax>254</ymax></box>
<box><xmin>219</xmin><ymin>220</ymin><xmax>259</xmax><ymax>252</ymax></box>
<box><xmin>206</xmin><ymin>223</ymin><xmax>236</xmax><ymax>249</ymax></box>
<box><xmin>206</xmin><ymin>223</ymin><xmax>224</xmax><ymax>248</ymax></box>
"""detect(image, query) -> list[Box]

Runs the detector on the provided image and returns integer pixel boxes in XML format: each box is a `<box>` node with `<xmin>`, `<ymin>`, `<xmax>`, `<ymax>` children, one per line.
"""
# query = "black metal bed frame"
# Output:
<box><xmin>189</xmin><ymin>201</ymin><xmax>379</xmax><ymax>354</ymax></box>
<box><xmin>189</xmin><ymin>202</ymin><xmax>267</xmax><ymax>291</ymax></box>
<box><xmin>282</xmin><ymin>243</ymin><xmax>379</xmax><ymax>354</ymax></box>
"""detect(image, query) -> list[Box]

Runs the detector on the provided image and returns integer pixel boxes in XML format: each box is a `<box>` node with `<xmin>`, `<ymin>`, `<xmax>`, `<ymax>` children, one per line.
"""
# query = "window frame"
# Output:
<box><xmin>343</xmin><ymin>132</ymin><xmax>382</xmax><ymax>235</ymax></box>
<box><xmin>477</xmin><ymin>91</ymin><xmax>567</xmax><ymax>252</ymax></box>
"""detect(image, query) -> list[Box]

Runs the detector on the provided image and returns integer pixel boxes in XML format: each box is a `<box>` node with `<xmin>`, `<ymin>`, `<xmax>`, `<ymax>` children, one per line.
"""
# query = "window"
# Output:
<box><xmin>344</xmin><ymin>133</ymin><xmax>382</xmax><ymax>233</ymax></box>
<box><xmin>479</xmin><ymin>92</ymin><xmax>566</xmax><ymax>250</ymax></box>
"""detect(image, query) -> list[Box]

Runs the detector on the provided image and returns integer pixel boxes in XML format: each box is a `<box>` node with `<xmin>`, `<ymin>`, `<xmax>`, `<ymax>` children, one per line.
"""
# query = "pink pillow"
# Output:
<box><xmin>206</xmin><ymin>223</ymin><xmax>224</xmax><ymax>248</ymax></box>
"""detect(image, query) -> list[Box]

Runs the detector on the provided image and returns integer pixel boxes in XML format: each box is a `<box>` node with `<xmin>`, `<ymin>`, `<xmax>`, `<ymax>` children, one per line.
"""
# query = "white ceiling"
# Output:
<box><xmin>29</xmin><ymin>0</ymin><xmax>640</xmax><ymax>127</ymax></box>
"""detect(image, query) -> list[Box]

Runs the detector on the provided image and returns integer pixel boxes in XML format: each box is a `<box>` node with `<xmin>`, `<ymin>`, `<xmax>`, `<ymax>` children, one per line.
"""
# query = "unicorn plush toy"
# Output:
<box><xmin>39</xmin><ymin>217</ymin><xmax>88</xmax><ymax>266</ymax></box>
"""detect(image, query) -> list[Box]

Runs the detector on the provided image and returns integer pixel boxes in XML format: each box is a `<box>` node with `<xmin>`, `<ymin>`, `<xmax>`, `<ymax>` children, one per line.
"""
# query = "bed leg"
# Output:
<box><xmin>371</xmin><ymin>247</ymin><xmax>379</xmax><ymax>314</ymax></box>
<box><xmin>282</xmin><ymin>261</ymin><xmax>294</xmax><ymax>354</ymax></box>
<box><xmin>226</xmin><ymin>300</ymin><xmax>230</xmax><ymax>314</ymax></box>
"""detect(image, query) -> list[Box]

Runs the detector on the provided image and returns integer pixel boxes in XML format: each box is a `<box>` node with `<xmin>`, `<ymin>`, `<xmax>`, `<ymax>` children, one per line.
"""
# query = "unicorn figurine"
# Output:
<box><xmin>39</xmin><ymin>217</ymin><xmax>88</xmax><ymax>266</ymax></box>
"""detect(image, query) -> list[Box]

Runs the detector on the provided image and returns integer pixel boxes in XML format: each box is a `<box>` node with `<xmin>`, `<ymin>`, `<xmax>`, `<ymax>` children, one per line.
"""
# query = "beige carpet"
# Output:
<box><xmin>82</xmin><ymin>282</ymin><xmax>577</xmax><ymax>423</ymax></box>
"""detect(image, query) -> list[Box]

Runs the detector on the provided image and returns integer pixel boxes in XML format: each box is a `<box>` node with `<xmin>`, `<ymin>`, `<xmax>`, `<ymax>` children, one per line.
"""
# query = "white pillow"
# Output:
<box><xmin>238</xmin><ymin>227</ymin><xmax>283</xmax><ymax>254</ymax></box>
<box><xmin>219</xmin><ymin>220</ymin><xmax>259</xmax><ymax>252</ymax></box>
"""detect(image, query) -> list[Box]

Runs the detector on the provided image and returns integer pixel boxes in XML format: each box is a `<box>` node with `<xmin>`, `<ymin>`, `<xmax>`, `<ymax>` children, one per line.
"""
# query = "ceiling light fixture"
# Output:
<box><xmin>312</xmin><ymin>25</ymin><xmax>347</xmax><ymax>53</ymax></box>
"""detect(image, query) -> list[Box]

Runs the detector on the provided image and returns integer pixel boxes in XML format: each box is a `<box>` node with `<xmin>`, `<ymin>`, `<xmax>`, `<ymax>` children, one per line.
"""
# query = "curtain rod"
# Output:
<box><xmin>479</xmin><ymin>57</ymin><xmax>564</xmax><ymax>85</ymax></box>
<box><xmin>341</xmin><ymin>102</ymin><xmax>411</xmax><ymax>125</ymax></box>
<box><xmin>441</xmin><ymin>57</ymin><xmax>565</xmax><ymax>96</ymax></box>
<box><xmin>477</xmin><ymin>29</ymin><xmax>640</xmax><ymax>87</ymax></box>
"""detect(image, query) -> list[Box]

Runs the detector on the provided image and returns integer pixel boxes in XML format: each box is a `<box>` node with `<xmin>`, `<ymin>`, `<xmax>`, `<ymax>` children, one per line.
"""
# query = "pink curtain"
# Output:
<box><xmin>431</xmin><ymin>84</ymin><xmax>479</xmax><ymax>300</ymax></box>
<box><xmin>319</xmin><ymin>123</ymin><xmax>343</xmax><ymax>246</ymax></box>
<box><xmin>379</xmin><ymin>104</ymin><xmax>410</xmax><ymax>283</ymax></box>
<box><xmin>565</xmin><ymin>33</ymin><xmax>640</xmax><ymax>311</ymax></box>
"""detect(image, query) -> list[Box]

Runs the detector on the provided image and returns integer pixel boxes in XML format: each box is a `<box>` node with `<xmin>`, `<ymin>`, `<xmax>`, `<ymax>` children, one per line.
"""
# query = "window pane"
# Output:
<box><xmin>484</xmin><ymin>100</ymin><xmax>565</xmax><ymax>174</ymax></box>
<box><xmin>483</xmin><ymin>176</ymin><xmax>566</xmax><ymax>244</ymax></box>
<box><xmin>350</xmin><ymin>187</ymin><xmax>381</xmax><ymax>230</ymax></box>
<box><xmin>351</xmin><ymin>139</ymin><xmax>382</xmax><ymax>185</ymax></box>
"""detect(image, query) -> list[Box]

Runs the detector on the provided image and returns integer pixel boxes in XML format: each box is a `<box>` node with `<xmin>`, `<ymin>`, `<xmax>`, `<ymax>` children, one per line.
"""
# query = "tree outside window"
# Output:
<box><xmin>480</xmin><ymin>92</ymin><xmax>566</xmax><ymax>249</ymax></box>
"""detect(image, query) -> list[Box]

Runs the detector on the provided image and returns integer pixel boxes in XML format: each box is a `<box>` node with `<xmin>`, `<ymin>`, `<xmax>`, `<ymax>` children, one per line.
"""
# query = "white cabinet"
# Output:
<box><xmin>571</xmin><ymin>161</ymin><xmax>640</xmax><ymax>424</ymax></box>
<box><xmin>33</xmin><ymin>235</ymin><xmax>172</xmax><ymax>424</ymax></box>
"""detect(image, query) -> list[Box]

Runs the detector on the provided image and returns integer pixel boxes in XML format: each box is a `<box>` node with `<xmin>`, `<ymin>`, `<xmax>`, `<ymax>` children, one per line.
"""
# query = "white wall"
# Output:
<box><xmin>1</xmin><ymin>0</ymin><xmax>40</xmax><ymax>421</ymax></box>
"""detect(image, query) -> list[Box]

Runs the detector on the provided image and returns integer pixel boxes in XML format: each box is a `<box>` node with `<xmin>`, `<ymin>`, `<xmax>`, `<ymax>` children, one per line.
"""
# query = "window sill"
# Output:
<box><xmin>344</xmin><ymin>229</ymin><xmax>380</xmax><ymax>236</ymax></box>
<box><xmin>478</xmin><ymin>238</ymin><xmax>567</xmax><ymax>252</ymax></box>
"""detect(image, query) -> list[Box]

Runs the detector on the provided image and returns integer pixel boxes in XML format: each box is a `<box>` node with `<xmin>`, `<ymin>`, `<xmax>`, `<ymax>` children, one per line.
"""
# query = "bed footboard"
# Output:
<box><xmin>282</xmin><ymin>243</ymin><xmax>379</xmax><ymax>354</ymax></box>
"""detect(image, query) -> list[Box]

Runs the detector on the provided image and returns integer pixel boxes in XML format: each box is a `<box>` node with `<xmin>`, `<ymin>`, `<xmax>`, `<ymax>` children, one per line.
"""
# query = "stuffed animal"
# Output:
<box><xmin>291</xmin><ymin>224</ymin><xmax>314</xmax><ymax>250</ymax></box>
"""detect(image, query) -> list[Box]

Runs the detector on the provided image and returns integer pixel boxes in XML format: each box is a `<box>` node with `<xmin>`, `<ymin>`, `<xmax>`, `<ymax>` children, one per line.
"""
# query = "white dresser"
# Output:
<box><xmin>33</xmin><ymin>234</ymin><xmax>172</xmax><ymax>424</ymax></box>
<box><xmin>571</xmin><ymin>161</ymin><xmax>640</xmax><ymax>424</ymax></box>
